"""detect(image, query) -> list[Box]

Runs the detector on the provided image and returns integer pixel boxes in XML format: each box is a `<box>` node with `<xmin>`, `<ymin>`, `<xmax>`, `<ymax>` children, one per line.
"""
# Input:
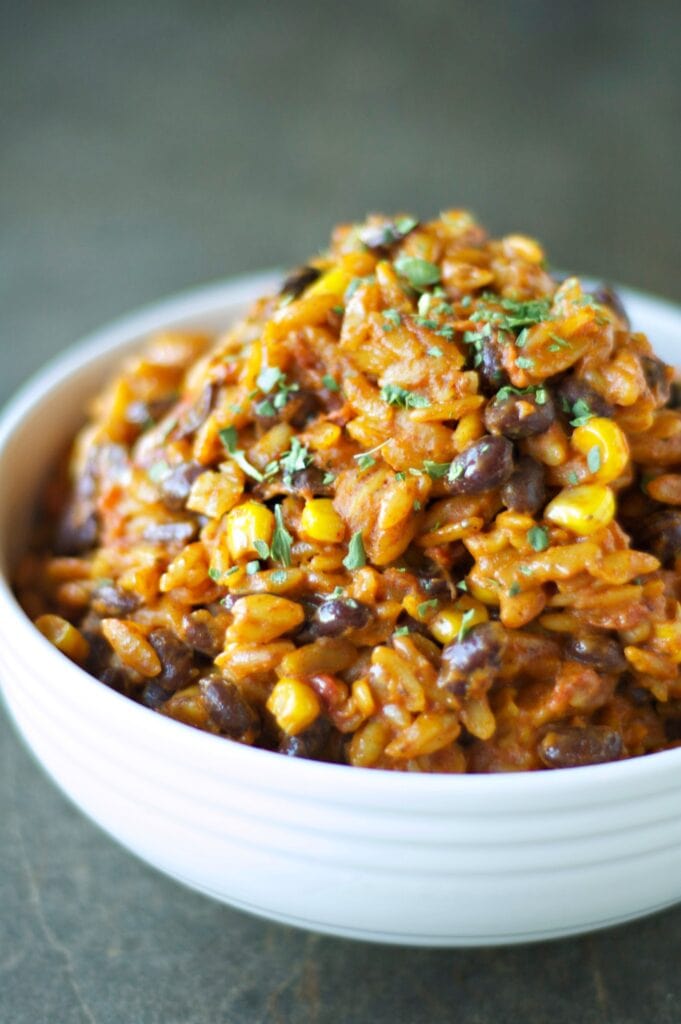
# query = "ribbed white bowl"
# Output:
<box><xmin>2</xmin><ymin>274</ymin><xmax>681</xmax><ymax>946</ymax></box>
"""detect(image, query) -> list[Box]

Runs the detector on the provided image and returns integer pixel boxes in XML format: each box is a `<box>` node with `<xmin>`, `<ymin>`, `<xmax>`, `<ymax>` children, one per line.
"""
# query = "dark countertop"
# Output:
<box><xmin>2</xmin><ymin>2</ymin><xmax>681</xmax><ymax>1021</ymax></box>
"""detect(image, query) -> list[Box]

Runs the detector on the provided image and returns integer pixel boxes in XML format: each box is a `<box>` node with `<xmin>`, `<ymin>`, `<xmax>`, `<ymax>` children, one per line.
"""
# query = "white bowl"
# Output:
<box><xmin>2</xmin><ymin>275</ymin><xmax>681</xmax><ymax>947</ymax></box>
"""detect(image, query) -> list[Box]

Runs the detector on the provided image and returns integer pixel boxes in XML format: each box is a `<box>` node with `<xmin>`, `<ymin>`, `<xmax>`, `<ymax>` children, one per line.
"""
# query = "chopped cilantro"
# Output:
<box><xmin>331</xmin><ymin>586</ymin><xmax>345</xmax><ymax>598</ymax></box>
<box><xmin>322</xmin><ymin>374</ymin><xmax>339</xmax><ymax>392</ymax></box>
<box><xmin>587</xmin><ymin>445</ymin><xmax>602</xmax><ymax>474</ymax></box>
<box><xmin>256</xmin><ymin>366</ymin><xmax>284</xmax><ymax>393</ymax></box>
<box><xmin>393</xmin><ymin>256</ymin><xmax>441</xmax><ymax>290</ymax></box>
<box><xmin>528</xmin><ymin>526</ymin><xmax>550</xmax><ymax>552</ymax></box>
<box><xmin>355</xmin><ymin>454</ymin><xmax>376</xmax><ymax>471</ymax></box>
<box><xmin>456</xmin><ymin>580</ymin><xmax>468</xmax><ymax>592</ymax></box>
<box><xmin>331</xmin><ymin>305</ymin><xmax>345</xmax><ymax>316</ymax></box>
<box><xmin>570</xmin><ymin>400</ymin><xmax>595</xmax><ymax>427</ymax></box>
<box><xmin>567</xmin><ymin>470</ymin><xmax>580</xmax><ymax>485</ymax></box>
<box><xmin>413</xmin><ymin>500</ymin><xmax>422</xmax><ymax>511</ymax></box>
<box><xmin>509</xmin><ymin>582</ymin><xmax>521</xmax><ymax>597</ymax></box>
<box><xmin>219</xmin><ymin>427</ymin><xmax>265</xmax><ymax>482</ymax></box>
<box><xmin>345</xmin><ymin>275</ymin><xmax>375</xmax><ymax>300</ymax></box>
<box><xmin>393</xmin><ymin>626</ymin><xmax>411</xmax><ymax>637</ymax></box>
<box><xmin>246</xmin><ymin>560</ymin><xmax>260</xmax><ymax>575</ymax></box>
<box><xmin>427</xmin><ymin>346</ymin><xmax>444</xmax><ymax>358</ymax></box>
<box><xmin>270</xmin><ymin>505</ymin><xmax>293</xmax><ymax>567</ymax></box>
<box><xmin>254</xmin><ymin>399</ymin><xmax>275</xmax><ymax>417</ymax></box>
<box><xmin>270</xmin><ymin>569</ymin><xmax>288</xmax><ymax>584</ymax></box>
<box><xmin>208</xmin><ymin>567</ymin><xmax>222</xmax><ymax>582</ymax></box>
<box><xmin>279</xmin><ymin>438</ymin><xmax>312</xmax><ymax>482</ymax></box>
<box><xmin>253</xmin><ymin>539</ymin><xmax>270</xmax><ymax>559</ymax></box>
<box><xmin>395</xmin><ymin>471</ymin><xmax>406</xmax><ymax>481</ymax></box>
<box><xmin>515</xmin><ymin>356</ymin><xmax>535</xmax><ymax>370</ymax></box>
<box><xmin>342</xmin><ymin>531</ymin><xmax>367</xmax><ymax>570</ymax></box>
<box><xmin>417</xmin><ymin>599</ymin><xmax>439</xmax><ymax>619</ymax></box>
<box><xmin>322</xmin><ymin>471</ymin><xmax>336</xmax><ymax>485</ymax></box>
<box><xmin>423</xmin><ymin>460</ymin><xmax>451</xmax><ymax>478</ymax></box>
<box><xmin>380</xmin><ymin>384</ymin><xmax>430</xmax><ymax>409</ymax></box>
<box><xmin>457</xmin><ymin>608</ymin><xmax>477</xmax><ymax>642</ymax></box>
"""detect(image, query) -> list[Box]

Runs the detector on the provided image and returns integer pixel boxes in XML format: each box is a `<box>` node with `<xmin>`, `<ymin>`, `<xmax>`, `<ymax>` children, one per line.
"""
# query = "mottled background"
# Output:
<box><xmin>2</xmin><ymin>2</ymin><xmax>681</xmax><ymax>1022</ymax></box>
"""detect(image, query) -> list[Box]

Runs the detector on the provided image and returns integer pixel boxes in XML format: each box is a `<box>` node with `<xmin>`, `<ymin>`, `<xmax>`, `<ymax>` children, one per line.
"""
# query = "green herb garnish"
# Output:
<box><xmin>270</xmin><ymin>505</ymin><xmax>293</xmax><ymax>567</ymax></box>
<box><xmin>219</xmin><ymin>427</ymin><xmax>265</xmax><ymax>482</ymax></box>
<box><xmin>527</xmin><ymin>526</ymin><xmax>550</xmax><ymax>552</ymax></box>
<box><xmin>394</xmin><ymin>256</ymin><xmax>441</xmax><ymax>290</ymax></box>
<box><xmin>380</xmin><ymin>384</ymin><xmax>430</xmax><ymax>409</ymax></box>
<box><xmin>322</xmin><ymin>374</ymin><xmax>340</xmax><ymax>392</ymax></box>
<box><xmin>457</xmin><ymin>608</ymin><xmax>477</xmax><ymax>642</ymax></box>
<box><xmin>342</xmin><ymin>531</ymin><xmax>367</xmax><ymax>570</ymax></box>
<box><xmin>587</xmin><ymin>445</ymin><xmax>602</xmax><ymax>474</ymax></box>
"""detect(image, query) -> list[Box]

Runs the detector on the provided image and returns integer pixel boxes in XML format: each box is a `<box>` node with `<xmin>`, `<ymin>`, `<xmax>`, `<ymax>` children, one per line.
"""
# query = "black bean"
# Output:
<box><xmin>484</xmin><ymin>390</ymin><xmax>555</xmax><ymax>440</ymax></box>
<box><xmin>183</xmin><ymin>612</ymin><xmax>223</xmax><ymax>658</ymax></box>
<box><xmin>143</xmin><ymin>521</ymin><xmax>198</xmax><ymax>544</ymax></box>
<box><xmin>556</xmin><ymin>377</ymin><xmax>614</xmax><ymax>422</ymax></box>
<box><xmin>175</xmin><ymin>383</ymin><xmax>217</xmax><ymax>439</ymax></box>
<box><xmin>445</xmin><ymin>436</ymin><xmax>514</xmax><ymax>495</ymax></box>
<box><xmin>140</xmin><ymin>681</ymin><xmax>171</xmax><ymax>710</ymax></box>
<box><xmin>538</xmin><ymin>726</ymin><xmax>623</xmax><ymax>769</ymax></box>
<box><xmin>438</xmin><ymin>621</ymin><xmax>508</xmax><ymax>695</ymax></box>
<box><xmin>287</xmin><ymin>389</ymin><xmax>323</xmax><ymax>428</ymax></box>
<box><xmin>125</xmin><ymin>395</ymin><xmax>177</xmax><ymax>427</ymax></box>
<box><xmin>589</xmin><ymin>285</ymin><xmax>630</xmax><ymax>328</ymax></box>
<box><xmin>501</xmin><ymin>456</ymin><xmax>546</xmax><ymax>514</ymax></box>
<box><xmin>476</xmin><ymin>329</ymin><xmax>511</xmax><ymax>392</ymax></box>
<box><xmin>667</xmin><ymin>381</ymin><xmax>681</xmax><ymax>410</ymax></box>
<box><xmin>148</xmin><ymin>629</ymin><xmax>195</xmax><ymax>693</ymax></box>
<box><xmin>279</xmin><ymin>718</ymin><xmax>331</xmax><ymax>760</ymax></box>
<box><xmin>91</xmin><ymin>584</ymin><xmax>140</xmax><ymax>617</ymax></box>
<box><xmin>158</xmin><ymin>461</ymin><xmax>204</xmax><ymax>510</ymax></box>
<box><xmin>564</xmin><ymin>634</ymin><xmax>627</xmax><ymax>674</ymax></box>
<box><xmin>638</xmin><ymin>510</ymin><xmax>681</xmax><ymax>566</ymax></box>
<box><xmin>54</xmin><ymin>509</ymin><xmax>98</xmax><ymax>556</ymax></box>
<box><xmin>358</xmin><ymin>219</ymin><xmax>418</xmax><ymax>251</ymax></box>
<box><xmin>640</xmin><ymin>355</ymin><xmax>672</xmax><ymax>406</ymax></box>
<box><xmin>200</xmin><ymin>675</ymin><xmax>259</xmax><ymax>738</ymax></box>
<box><xmin>279</xmin><ymin>265</ymin><xmax>322</xmax><ymax>299</ymax></box>
<box><xmin>310</xmin><ymin>598</ymin><xmax>372</xmax><ymax>638</ymax></box>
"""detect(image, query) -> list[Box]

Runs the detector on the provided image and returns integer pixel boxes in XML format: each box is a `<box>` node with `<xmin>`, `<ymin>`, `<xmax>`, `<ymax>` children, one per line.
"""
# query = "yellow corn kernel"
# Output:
<box><xmin>225</xmin><ymin>501</ymin><xmax>275</xmax><ymax>560</ymax></box>
<box><xmin>266</xmin><ymin>677</ymin><xmax>321</xmax><ymax>735</ymax></box>
<box><xmin>429</xmin><ymin>598</ymin><xmax>489</xmax><ymax>645</ymax></box>
<box><xmin>300</xmin><ymin>498</ymin><xmax>346</xmax><ymax>544</ymax></box>
<box><xmin>186</xmin><ymin>464</ymin><xmax>245</xmax><ymax>518</ymax></box>
<box><xmin>306</xmin><ymin>420</ymin><xmax>342</xmax><ymax>451</ymax></box>
<box><xmin>35</xmin><ymin>614</ymin><xmax>90</xmax><ymax>665</ymax></box>
<box><xmin>305</xmin><ymin>266</ymin><xmax>352</xmax><ymax>301</ymax></box>
<box><xmin>572</xmin><ymin>417</ymin><xmax>630</xmax><ymax>484</ymax></box>
<box><xmin>467</xmin><ymin>571</ymin><xmax>501</xmax><ymax>607</ymax></box>
<box><xmin>544</xmin><ymin>484</ymin><xmax>616</xmax><ymax>536</ymax></box>
<box><xmin>227</xmin><ymin>594</ymin><xmax>305</xmax><ymax>643</ymax></box>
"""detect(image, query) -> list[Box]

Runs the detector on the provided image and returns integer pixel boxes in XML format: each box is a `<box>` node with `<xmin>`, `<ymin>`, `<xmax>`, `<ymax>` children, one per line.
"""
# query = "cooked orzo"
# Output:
<box><xmin>16</xmin><ymin>211</ymin><xmax>681</xmax><ymax>771</ymax></box>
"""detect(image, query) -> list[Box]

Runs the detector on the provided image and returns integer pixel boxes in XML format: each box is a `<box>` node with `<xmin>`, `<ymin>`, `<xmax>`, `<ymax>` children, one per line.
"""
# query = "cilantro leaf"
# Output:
<box><xmin>342</xmin><ymin>531</ymin><xmax>366</xmax><ymax>570</ymax></box>
<box><xmin>270</xmin><ymin>505</ymin><xmax>292</xmax><ymax>567</ymax></box>
<box><xmin>380</xmin><ymin>384</ymin><xmax>430</xmax><ymax>409</ymax></box>
<box><xmin>393</xmin><ymin>256</ymin><xmax>441</xmax><ymax>290</ymax></box>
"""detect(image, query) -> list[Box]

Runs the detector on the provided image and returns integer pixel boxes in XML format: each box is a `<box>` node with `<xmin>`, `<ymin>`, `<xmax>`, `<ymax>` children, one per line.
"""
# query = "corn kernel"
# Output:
<box><xmin>35</xmin><ymin>614</ymin><xmax>90</xmax><ymax>665</ymax></box>
<box><xmin>545</xmin><ymin>484</ymin><xmax>616</xmax><ymax>536</ymax></box>
<box><xmin>572</xmin><ymin>417</ymin><xmax>630</xmax><ymax>484</ymax></box>
<box><xmin>306</xmin><ymin>421</ymin><xmax>342</xmax><ymax>451</ymax></box>
<box><xmin>429</xmin><ymin>597</ymin><xmax>489</xmax><ymax>645</ymax></box>
<box><xmin>305</xmin><ymin>266</ymin><xmax>352</xmax><ymax>301</ymax></box>
<box><xmin>266</xmin><ymin>677</ymin><xmax>321</xmax><ymax>735</ymax></box>
<box><xmin>225</xmin><ymin>501</ymin><xmax>275</xmax><ymax>560</ymax></box>
<box><xmin>300</xmin><ymin>498</ymin><xmax>346</xmax><ymax>543</ymax></box>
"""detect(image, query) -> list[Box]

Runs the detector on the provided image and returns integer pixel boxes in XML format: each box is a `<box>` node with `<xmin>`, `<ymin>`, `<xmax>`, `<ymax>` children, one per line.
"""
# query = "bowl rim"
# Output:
<box><xmin>3</xmin><ymin>272</ymin><xmax>681</xmax><ymax>801</ymax></box>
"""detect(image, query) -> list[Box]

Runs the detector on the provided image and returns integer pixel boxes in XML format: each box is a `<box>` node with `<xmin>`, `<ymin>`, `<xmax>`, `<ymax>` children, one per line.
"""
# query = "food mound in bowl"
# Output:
<box><xmin>16</xmin><ymin>211</ymin><xmax>681</xmax><ymax>772</ymax></box>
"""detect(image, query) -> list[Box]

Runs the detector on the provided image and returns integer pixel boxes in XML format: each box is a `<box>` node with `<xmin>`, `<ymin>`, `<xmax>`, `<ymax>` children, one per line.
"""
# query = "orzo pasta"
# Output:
<box><xmin>16</xmin><ymin>211</ymin><xmax>681</xmax><ymax>771</ymax></box>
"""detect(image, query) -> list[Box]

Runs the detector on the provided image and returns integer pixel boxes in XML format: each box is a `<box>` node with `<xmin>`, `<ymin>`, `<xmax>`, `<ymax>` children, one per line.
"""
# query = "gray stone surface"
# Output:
<box><xmin>1</xmin><ymin>1</ymin><xmax>681</xmax><ymax>1021</ymax></box>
